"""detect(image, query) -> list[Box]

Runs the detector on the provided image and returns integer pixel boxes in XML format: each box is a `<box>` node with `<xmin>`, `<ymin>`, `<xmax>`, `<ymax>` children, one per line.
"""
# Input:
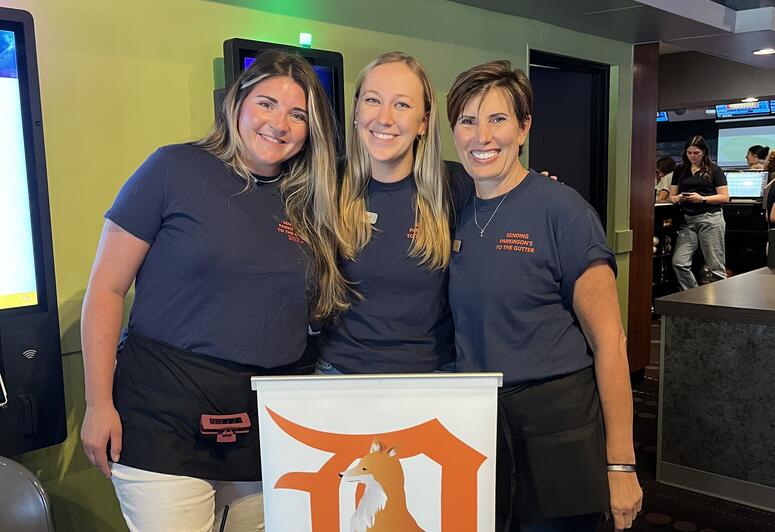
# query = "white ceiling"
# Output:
<box><xmin>449</xmin><ymin>0</ymin><xmax>775</xmax><ymax>69</ymax></box>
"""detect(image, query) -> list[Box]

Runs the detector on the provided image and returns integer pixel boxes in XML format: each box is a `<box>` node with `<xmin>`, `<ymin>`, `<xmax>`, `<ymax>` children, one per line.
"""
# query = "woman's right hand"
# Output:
<box><xmin>81</xmin><ymin>404</ymin><xmax>122</xmax><ymax>478</ymax></box>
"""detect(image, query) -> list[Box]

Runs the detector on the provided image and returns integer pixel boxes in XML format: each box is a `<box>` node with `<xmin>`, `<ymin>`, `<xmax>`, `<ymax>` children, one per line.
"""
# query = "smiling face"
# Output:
<box><xmin>237</xmin><ymin>76</ymin><xmax>308</xmax><ymax>176</ymax></box>
<box><xmin>686</xmin><ymin>145</ymin><xmax>705</xmax><ymax>167</ymax></box>
<box><xmin>452</xmin><ymin>88</ymin><xmax>530</xmax><ymax>194</ymax></box>
<box><xmin>355</xmin><ymin>62</ymin><xmax>428</xmax><ymax>181</ymax></box>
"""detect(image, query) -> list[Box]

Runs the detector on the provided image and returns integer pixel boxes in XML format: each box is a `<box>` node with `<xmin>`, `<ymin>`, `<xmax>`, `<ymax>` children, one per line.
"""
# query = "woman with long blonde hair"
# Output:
<box><xmin>317</xmin><ymin>51</ymin><xmax>456</xmax><ymax>374</ymax></box>
<box><xmin>80</xmin><ymin>49</ymin><xmax>347</xmax><ymax>531</ymax></box>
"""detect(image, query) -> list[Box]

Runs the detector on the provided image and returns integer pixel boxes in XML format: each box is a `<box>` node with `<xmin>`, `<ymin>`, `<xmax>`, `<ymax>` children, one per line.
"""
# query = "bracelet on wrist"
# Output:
<box><xmin>607</xmin><ymin>464</ymin><xmax>637</xmax><ymax>473</ymax></box>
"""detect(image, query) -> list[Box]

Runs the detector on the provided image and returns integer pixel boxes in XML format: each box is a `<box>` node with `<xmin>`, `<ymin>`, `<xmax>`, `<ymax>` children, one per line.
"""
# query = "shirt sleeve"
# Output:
<box><xmin>105</xmin><ymin>148</ymin><xmax>169</xmax><ymax>243</ymax></box>
<box><xmin>656</xmin><ymin>174</ymin><xmax>671</xmax><ymax>192</ymax></box>
<box><xmin>711</xmin><ymin>165</ymin><xmax>728</xmax><ymax>187</ymax></box>
<box><xmin>670</xmin><ymin>166</ymin><xmax>682</xmax><ymax>187</ymax></box>
<box><xmin>557</xmin><ymin>207</ymin><xmax>617</xmax><ymax>304</ymax></box>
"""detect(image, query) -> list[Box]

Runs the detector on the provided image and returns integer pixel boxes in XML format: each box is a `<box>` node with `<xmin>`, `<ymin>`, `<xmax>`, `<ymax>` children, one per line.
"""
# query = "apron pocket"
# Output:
<box><xmin>517</xmin><ymin>418</ymin><xmax>609</xmax><ymax>521</ymax></box>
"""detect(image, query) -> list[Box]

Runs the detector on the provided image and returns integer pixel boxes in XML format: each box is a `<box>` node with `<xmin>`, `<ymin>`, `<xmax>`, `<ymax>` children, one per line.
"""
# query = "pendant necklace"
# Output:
<box><xmin>474</xmin><ymin>188</ymin><xmax>512</xmax><ymax>238</ymax></box>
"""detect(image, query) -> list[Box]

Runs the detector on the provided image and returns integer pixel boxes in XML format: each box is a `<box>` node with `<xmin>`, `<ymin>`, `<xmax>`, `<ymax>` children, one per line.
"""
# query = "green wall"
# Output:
<box><xmin>4</xmin><ymin>1</ymin><xmax>634</xmax><ymax>530</ymax></box>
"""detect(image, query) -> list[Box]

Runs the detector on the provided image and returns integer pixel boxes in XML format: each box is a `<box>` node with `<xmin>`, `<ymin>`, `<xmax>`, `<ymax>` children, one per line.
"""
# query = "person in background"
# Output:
<box><xmin>669</xmin><ymin>135</ymin><xmax>729</xmax><ymax>290</ymax></box>
<box><xmin>746</xmin><ymin>145</ymin><xmax>770</xmax><ymax>170</ymax></box>
<box><xmin>655</xmin><ymin>156</ymin><xmax>676</xmax><ymax>202</ymax></box>
<box><xmin>446</xmin><ymin>60</ymin><xmax>642</xmax><ymax>532</ymax></box>
<box><xmin>79</xmin><ymin>50</ymin><xmax>348</xmax><ymax>532</ymax></box>
<box><xmin>765</xmin><ymin>151</ymin><xmax>775</xmax><ymax>226</ymax></box>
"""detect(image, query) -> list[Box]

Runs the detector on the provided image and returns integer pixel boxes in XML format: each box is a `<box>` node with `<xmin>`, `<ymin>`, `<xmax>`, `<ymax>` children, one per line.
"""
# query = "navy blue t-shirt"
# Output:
<box><xmin>318</xmin><ymin>175</ymin><xmax>455</xmax><ymax>373</ymax></box>
<box><xmin>106</xmin><ymin>144</ymin><xmax>309</xmax><ymax>367</ymax></box>
<box><xmin>449</xmin><ymin>170</ymin><xmax>616</xmax><ymax>385</ymax></box>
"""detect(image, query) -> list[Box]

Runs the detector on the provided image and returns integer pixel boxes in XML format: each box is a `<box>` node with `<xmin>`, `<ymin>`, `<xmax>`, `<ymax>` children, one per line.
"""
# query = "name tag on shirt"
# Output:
<box><xmin>452</xmin><ymin>239</ymin><xmax>462</xmax><ymax>253</ymax></box>
<box><xmin>367</xmin><ymin>211</ymin><xmax>379</xmax><ymax>225</ymax></box>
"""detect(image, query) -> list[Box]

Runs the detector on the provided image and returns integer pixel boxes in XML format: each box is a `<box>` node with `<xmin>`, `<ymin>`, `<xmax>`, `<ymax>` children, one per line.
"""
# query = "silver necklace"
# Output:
<box><xmin>252</xmin><ymin>174</ymin><xmax>281</xmax><ymax>184</ymax></box>
<box><xmin>474</xmin><ymin>188</ymin><xmax>512</xmax><ymax>237</ymax></box>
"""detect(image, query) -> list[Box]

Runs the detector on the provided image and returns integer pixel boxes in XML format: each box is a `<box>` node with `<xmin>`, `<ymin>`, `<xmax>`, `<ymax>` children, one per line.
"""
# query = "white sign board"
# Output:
<box><xmin>251</xmin><ymin>373</ymin><xmax>501</xmax><ymax>532</ymax></box>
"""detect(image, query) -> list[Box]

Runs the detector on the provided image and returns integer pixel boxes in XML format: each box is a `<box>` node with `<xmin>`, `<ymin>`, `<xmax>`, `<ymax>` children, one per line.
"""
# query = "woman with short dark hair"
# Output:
<box><xmin>446</xmin><ymin>60</ymin><xmax>642</xmax><ymax>532</ymax></box>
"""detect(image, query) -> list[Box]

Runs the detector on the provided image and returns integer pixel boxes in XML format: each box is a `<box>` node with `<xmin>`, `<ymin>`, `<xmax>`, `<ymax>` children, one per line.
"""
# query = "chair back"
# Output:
<box><xmin>0</xmin><ymin>457</ymin><xmax>56</xmax><ymax>531</ymax></box>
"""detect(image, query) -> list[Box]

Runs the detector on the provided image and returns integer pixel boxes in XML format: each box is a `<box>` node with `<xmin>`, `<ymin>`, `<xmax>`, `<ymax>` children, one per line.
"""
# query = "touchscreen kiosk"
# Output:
<box><xmin>0</xmin><ymin>7</ymin><xmax>66</xmax><ymax>455</ymax></box>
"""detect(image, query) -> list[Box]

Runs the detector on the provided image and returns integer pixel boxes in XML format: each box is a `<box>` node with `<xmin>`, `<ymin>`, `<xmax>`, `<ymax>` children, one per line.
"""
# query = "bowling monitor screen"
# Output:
<box><xmin>0</xmin><ymin>26</ymin><xmax>39</xmax><ymax>312</ymax></box>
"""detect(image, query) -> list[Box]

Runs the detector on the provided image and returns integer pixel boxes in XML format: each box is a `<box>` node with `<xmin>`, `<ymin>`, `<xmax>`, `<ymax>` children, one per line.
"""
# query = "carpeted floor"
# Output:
<box><xmin>595</xmin><ymin>319</ymin><xmax>775</xmax><ymax>532</ymax></box>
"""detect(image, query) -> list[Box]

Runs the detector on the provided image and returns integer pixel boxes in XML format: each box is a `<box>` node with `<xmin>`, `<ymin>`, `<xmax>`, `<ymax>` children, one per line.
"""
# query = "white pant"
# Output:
<box><xmin>111</xmin><ymin>463</ymin><xmax>264</xmax><ymax>532</ymax></box>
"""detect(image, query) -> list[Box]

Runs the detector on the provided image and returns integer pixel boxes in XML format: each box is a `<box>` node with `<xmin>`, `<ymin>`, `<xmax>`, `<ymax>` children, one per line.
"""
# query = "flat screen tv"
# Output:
<box><xmin>223</xmin><ymin>39</ymin><xmax>346</xmax><ymax>141</ymax></box>
<box><xmin>0</xmin><ymin>7</ymin><xmax>66</xmax><ymax>455</ymax></box>
<box><xmin>717</xmin><ymin>124</ymin><xmax>775</xmax><ymax>167</ymax></box>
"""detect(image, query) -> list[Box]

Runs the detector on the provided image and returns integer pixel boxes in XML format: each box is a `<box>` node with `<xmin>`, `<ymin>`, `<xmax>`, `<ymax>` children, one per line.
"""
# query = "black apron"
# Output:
<box><xmin>496</xmin><ymin>367</ymin><xmax>609</xmax><ymax>529</ymax></box>
<box><xmin>113</xmin><ymin>330</ymin><xmax>303</xmax><ymax>481</ymax></box>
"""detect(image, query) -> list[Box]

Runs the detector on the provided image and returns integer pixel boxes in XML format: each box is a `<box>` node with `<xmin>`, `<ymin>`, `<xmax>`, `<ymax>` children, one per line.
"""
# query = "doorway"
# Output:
<box><xmin>528</xmin><ymin>50</ymin><xmax>610</xmax><ymax>228</ymax></box>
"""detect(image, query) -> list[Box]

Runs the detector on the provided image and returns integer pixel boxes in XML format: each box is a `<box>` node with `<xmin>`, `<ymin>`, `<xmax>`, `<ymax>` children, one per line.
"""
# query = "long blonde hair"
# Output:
<box><xmin>197</xmin><ymin>50</ymin><xmax>349</xmax><ymax>319</ymax></box>
<box><xmin>339</xmin><ymin>51</ymin><xmax>451</xmax><ymax>270</ymax></box>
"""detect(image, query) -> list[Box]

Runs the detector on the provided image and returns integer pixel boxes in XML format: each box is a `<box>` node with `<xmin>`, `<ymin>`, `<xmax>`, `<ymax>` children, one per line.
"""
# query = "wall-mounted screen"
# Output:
<box><xmin>225</xmin><ymin>39</ymin><xmax>345</xmax><ymax>139</ymax></box>
<box><xmin>242</xmin><ymin>55</ymin><xmax>335</xmax><ymax>109</ymax></box>
<box><xmin>724</xmin><ymin>170</ymin><xmax>768</xmax><ymax>198</ymax></box>
<box><xmin>0</xmin><ymin>29</ymin><xmax>38</xmax><ymax>311</ymax></box>
<box><xmin>715</xmin><ymin>101</ymin><xmax>771</xmax><ymax>119</ymax></box>
<box><xmin>717</xmin><ymin>124</ymin><xmax>775</xmax><ymax>167</ymax></box>
<box><xmin>656</xmin><ymin>111</ymin><xmax>668</xmax><ymax>122</ymax></box>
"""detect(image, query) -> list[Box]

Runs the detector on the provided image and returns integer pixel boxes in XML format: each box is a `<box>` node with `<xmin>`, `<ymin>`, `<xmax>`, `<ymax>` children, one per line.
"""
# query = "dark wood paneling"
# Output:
<box><xmin>627</xmin><ymin>43</ymin><xmax>659</xmax><ymax>373</ymax></box>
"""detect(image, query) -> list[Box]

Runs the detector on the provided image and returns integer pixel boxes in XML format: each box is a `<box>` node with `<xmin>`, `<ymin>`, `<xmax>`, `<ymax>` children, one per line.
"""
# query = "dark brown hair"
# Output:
<box><xmin>680</xmin><ymin>135</ymin><xmax>713</xmax><ymax>182</ymax></box>
<box><xmin>446</xmin><ymin>60</ymin><xmax>532</xmax><ymax>155</ymax></box>
<box><xmin>656</xmin><ymin>156</ymin><xmax>676</xmax><ymax>176</ymax></box>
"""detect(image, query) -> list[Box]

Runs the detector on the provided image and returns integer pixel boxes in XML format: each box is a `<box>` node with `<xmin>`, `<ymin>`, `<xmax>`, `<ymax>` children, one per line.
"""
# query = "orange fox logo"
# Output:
<box><xmin>340</xmin><ymin>439</ymin><xmax>424</xmax><ymax>532</ymax></box>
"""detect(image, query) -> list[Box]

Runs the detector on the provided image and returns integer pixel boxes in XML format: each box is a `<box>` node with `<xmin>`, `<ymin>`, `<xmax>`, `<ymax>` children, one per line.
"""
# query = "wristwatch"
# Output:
<box><xmin>702</xmin><ymin>197</ymin><xmax>707</xmax><ymax>204</ymax></box>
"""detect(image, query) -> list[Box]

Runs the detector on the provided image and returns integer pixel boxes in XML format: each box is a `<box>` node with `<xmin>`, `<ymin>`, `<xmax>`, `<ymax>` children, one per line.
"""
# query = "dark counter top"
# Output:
<box><xmin>654</xmin><ymin>267</ymin><xmax>775</xmax><ymax>326</ymax></box>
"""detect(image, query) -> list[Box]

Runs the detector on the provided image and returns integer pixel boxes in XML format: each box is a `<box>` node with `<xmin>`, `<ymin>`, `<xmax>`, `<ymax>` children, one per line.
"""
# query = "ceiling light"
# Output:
<box><xmin>741</xmin><ymin>97</ymin><xmax>759</xmax><ymax>103</ymax></box>
<box><xmin>753</xmin><ymin>48</ymin><xmax>775</xmax><ymax>55</ymax></box>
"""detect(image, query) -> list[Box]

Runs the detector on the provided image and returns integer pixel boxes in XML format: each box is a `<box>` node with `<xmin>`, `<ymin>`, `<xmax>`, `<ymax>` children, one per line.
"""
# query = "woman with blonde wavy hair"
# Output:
<box><xmin>80</xmin><ymin>49</ymin><xmax>347</xmax><ymax>531</ymax></box>
<box><xmin>316</xmin><ymin>51</ymin><xmax>457</xmax><ymax>374</ymax></box>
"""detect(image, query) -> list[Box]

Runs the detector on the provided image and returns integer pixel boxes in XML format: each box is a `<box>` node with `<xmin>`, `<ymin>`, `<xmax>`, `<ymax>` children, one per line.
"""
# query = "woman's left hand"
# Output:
<box><xmin>608</xmin><ymin>471</ymin><xmax>643</xmax><ymax>530</ymax></box>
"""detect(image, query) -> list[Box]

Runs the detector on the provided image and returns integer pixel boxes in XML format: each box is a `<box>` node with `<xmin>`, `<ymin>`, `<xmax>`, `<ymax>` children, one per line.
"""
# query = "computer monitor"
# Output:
<box><xmin>0</xmin><ymin>7</ymin><xmax>66</xmax><ymax>455</ymax></box>
<box><xmin>223</xmin><ymin>39</ymin><xmax>346</xmax><ymax>140</ymax></box>
<box><xmin>724</xmin><ymin>170</ymin><xmax>769</xmax><ymax>199</ymax></box>
<box><xmin>656</xmin><ymin>111</ymin><xmax>668</xmax><ymax>122</ymax></box>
